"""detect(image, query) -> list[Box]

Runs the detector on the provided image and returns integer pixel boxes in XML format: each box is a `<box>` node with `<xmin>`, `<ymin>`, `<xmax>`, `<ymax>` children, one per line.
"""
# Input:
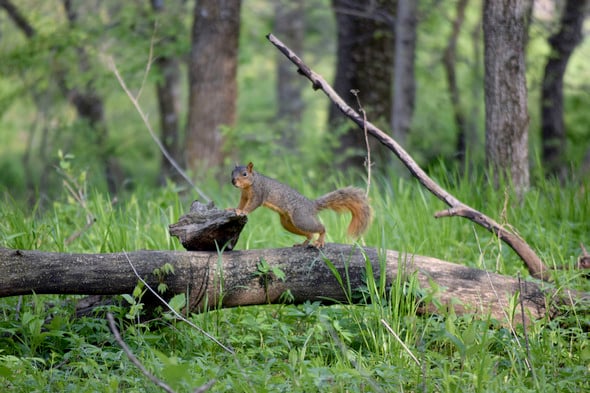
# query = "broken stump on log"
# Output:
<box><xmin>168</xmin><ymin>201</ymin><xmax>247</xmax><ymax>251</ymax></box>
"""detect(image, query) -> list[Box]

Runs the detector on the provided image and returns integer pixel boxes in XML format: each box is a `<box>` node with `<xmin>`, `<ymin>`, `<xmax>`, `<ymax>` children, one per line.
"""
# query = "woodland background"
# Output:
<box><xmin>0</xmin><ymin>0</ymin><xmax>588</xmax><ymax>201</ymax></box>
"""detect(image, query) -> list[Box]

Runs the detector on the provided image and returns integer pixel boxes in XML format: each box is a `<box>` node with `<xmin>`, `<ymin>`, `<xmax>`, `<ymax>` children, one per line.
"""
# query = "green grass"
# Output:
<box><xmin>0</xmin><ymin>165</ymin><xmax>588</xmax><ymax>392</ymax></box>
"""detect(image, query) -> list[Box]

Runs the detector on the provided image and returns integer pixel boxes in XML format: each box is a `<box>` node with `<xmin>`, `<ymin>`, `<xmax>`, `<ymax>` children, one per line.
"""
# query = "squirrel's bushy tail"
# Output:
<box><xmin>315</xmin><ymin>187</ymin><xmax>372</xmax><ymax>238</ymax></box>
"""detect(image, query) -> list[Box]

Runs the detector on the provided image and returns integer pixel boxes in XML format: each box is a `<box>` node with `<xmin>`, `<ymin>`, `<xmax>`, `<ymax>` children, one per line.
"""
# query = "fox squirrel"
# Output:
<box><xmin>230</xmin><ymin>162</ymin><xmax>372</xmax><ymax>247</ymax></box>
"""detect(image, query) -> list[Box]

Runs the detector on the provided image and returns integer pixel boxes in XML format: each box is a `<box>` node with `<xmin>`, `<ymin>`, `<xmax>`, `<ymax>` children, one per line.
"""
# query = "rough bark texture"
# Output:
<box><xmin>483</xmin><ymin>0</ymin><xmax>532</xmax><ymax>194</ymax></box>
<box><xmin>168</xmin><ymin>201</ymin><xmax>247</xmax><ymax>251</ymax></box>
<box><xmin>186</xmin><ymin>0</ymin><xmax>241</xmax><ymax>174</ymax></box>
<box><xmin>275</xmin><ymin>0</ymin><xmax>305</xmax><ymax>150</ymax></box>
<box><xmin>1</xmin><ymin>246</ymin><xmax>583</xmax><ymax>325</ymax></box>
<box><xmin>541</xmin><ymin>0</ymin><xmax>588</xmax><ymax>179</ymax></box>
<box><xmin>392</xmin><ymin>0</ymin><xmax>416</xmax><ymax>148</ymax></box>
<box><xmin>329</xmin><ymin>0</ymin><xmax>395</xmax><ymax>171</ymax></box>
<box><xmin>267</xmin><ymin>33</ymin><xmax>550</xmax><ymax>280</ymax></box>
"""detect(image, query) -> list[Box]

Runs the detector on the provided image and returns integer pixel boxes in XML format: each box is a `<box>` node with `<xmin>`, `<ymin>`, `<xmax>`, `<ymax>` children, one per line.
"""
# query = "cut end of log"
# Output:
<box><xmin>169</xmin><ymin>201</ymin><xmax>247</xmax><ymax>251</ymax></box>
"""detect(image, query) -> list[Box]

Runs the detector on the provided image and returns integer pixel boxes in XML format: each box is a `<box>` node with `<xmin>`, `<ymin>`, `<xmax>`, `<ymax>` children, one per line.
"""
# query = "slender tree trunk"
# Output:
<box><xmin>541</xmin><ymin>0</ymin><xmax>588</xmax><ymax>180</ymax></box>
<box><xmin>155</xmin><ymin>57</ymin><xmax>183</xmax><ymax>184</ymax></box>
<box><xmin>185</xmin><ymin>0</ymin><xmax>241</xmax><ymax>175</ymax></box>
<box><xmin>443</xmin><ymin>0</ymin><xmax>469</xmax><ymax>163</ymax></box>
<box><xmin>392</xmin><ymin>0</ymin><xmax>416</xmax><ymax>148</ymax></box>
<box><xmin>274</xmin><ymin>0</ymin><xmax>305</xmax><ymax>151</ymax></box>
<box><xmin>151</xmin><ymin>0</ymin><xmax>184</xmax><ymax>185</ymax></box>
<box><xmin>483</xmin><ymin>0</ymin><xmax>532</xmax><ymax>194</ymax></box>
<box><xmin>329</xmin><ymin>0</ymin><xmax>396</xmax><ymax>172</ymax></box>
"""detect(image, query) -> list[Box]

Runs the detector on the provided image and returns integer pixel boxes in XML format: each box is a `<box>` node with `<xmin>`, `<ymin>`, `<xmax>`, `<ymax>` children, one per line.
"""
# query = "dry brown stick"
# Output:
<box><xmin>107</xmin><ymin>312</ymin><xmax>178</xmax><ymax>393</ymax></box>
<box><xmin>266</xmin><ymin>33</ymin><xmax>550</xmax><ymax>280</ymax></box>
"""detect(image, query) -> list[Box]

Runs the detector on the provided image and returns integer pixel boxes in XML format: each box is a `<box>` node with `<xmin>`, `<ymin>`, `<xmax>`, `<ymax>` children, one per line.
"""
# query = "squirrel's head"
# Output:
<box><xmin>231</xmin><ymin>162</ymin><xmax>255</xmax><ymax>188</ymax></box>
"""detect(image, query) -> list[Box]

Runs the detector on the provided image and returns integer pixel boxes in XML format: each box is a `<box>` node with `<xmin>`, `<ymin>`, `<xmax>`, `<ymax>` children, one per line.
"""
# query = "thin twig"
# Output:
<box><xmin>105</xmin><ymin>56</ymin><xmax>210</xmax><ymax>202</ymax></box>
<box><xmin>135</xmin><ymin>21</ymin><xmax>157</xmax><ymax>101</ymax></box>
<box><xmin>350</xmin><ymin>89</ymin><xmax>372</xmax><ymax>197</ymax></box>
<box><xmin>107</xmin><ymin>312</ymin><xmax>177</xmax><ymax>393</ymax></box>
<box><xmin>122</xmin><ymin>250</ymin><xmax>234</xmax><ymax>354</ymax></box>
<box><xmin>381</xmin><ymin>319</ymin><xmax>421</xmax><ymax>366</ymax></box>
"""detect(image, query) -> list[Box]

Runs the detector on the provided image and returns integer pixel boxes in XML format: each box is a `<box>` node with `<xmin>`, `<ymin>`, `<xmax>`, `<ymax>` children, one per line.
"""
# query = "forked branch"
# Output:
<box><xmin>266</xmin><ymin>33</ymin><xmax>550</xmax><ymax>280</ymax></box>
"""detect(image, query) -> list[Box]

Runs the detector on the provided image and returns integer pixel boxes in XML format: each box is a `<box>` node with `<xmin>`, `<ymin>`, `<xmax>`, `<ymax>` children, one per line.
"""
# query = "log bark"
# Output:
<box><xmin>168</xmin><ymin>201</ymin><xmax>247</xmax><ymax>251</ymax></box>
<box><xmin>1</xmin><ymin>246</ymin><xmax>586</xmax><ymax>326</ymax></box>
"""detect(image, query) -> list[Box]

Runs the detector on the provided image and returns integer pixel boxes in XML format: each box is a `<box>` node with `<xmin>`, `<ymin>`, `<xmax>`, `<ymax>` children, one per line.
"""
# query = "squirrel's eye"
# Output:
<box><xmin>242</xmin><ymin>172</ymin><xmax>247</xmax><ymax>176</ymax></box>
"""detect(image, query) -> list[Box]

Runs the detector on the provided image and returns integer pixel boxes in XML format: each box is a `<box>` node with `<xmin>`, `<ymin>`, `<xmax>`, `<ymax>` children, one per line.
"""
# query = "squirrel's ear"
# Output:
<box><xmin>247</xmin><ymin>162</ymin><xmax>254</xmax><ymax>172</ymax></box>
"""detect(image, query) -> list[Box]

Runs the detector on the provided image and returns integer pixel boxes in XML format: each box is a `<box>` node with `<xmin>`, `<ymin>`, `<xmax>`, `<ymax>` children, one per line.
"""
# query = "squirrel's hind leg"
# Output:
<box><xmin>312</xmin><ymin>231</ymin><xmax>326</xmax><ymax>248</ymax></box>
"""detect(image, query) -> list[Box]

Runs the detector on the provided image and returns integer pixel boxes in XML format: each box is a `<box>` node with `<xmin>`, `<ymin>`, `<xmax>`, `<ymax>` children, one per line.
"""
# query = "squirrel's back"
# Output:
<box><xmin>256</xmin><ymin>173</ymin><xmax>316</xmax><ymax>214</ymax></box>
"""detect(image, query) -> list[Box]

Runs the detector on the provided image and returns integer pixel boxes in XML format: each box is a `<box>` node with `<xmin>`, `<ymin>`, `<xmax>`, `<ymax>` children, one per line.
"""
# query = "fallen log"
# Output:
<box><xmin>1</xmin><ymin>245</ymin><xmax>585</xmax><ymax>325</ymax></box>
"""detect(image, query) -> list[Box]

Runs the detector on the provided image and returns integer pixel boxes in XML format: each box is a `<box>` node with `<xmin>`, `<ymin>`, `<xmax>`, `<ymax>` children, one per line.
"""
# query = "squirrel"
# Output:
<box><xmin>230</xmin><ymin>162</ymin><xmax>372</xmax><ymax>247</ymax></box>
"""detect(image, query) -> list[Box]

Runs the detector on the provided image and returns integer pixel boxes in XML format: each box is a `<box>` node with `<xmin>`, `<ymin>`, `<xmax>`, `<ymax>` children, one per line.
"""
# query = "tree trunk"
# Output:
<box><xmin>329</xmin><ymin>0</ymin><xmax>395</xmax><ymax>172</ymax></box>
<box><xmin>443</xmin><ymin>0</ymin><xmax>469</xmax><ymax>164</ymax></box>
<box><xmin>392</xmin><ymin>0</ymin><xmax>416</xmax><ymax>148</ymax></box>
<box><xmin>483</xmin><ymin>0</ymin><xmax>532</xmax><ymax>195</ymax></box>
<box><xmin>185</xmin><ymin>0</ymin><xmax>241</xmax><ymax>175</ymax></box>
<box><xmin>541</xmin><ymin>0</ymin><xmax>587</xmax><ymax>180</ymax></box>
<box><xmin>274</xmin><ymin>0</ymin><xmax>305</xmax><ymax>151</ymax></box>
<box><xmin>155</xmin><ymin>57</ymin><xmax>183</xmax><ymax>184</ymax></box>
<box><xmin>1</xmin><ymin>245</ymin><xmax>583</xmax><ymax>325</ymax></box>
<box><xmin>151</xmin><ymin>0</ymin><xmax>185</xmax><ymax>185</ymax></box>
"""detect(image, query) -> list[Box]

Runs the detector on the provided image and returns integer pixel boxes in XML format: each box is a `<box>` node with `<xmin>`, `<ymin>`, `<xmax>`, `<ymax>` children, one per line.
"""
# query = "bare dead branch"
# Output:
<box><xmin>266</xmin><ymin>33</ymin><xmax>550</xmax><ymax>281</ymax></box>
<box><xmin>0</xmin><ymin>0</ymin><xmax>35</xmax><ymax>37</ymax></box>
<box><xmin>105</xmin><ymin>56</ymin><xmax>210</xmax><ymax>202</ymax></box>
<box><xmin>107</xmin><ymin>312</ymin><xmax>178</xmax><ymax>393</ymax></box>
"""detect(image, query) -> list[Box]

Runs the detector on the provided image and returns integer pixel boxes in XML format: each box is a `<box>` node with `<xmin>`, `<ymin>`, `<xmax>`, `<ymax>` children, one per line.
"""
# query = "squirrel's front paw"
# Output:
<box><xmin>234</xmin><ymin>208</ymin><xmax>248</xmax><ymax>216</ymax></box>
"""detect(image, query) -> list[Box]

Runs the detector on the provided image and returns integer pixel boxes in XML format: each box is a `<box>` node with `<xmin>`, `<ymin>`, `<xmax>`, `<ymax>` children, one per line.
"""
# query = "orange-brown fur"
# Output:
<box><xmin>231</xmin><ymin>162</ymin><xmax>372</xmax><ymax>247</ymax></box>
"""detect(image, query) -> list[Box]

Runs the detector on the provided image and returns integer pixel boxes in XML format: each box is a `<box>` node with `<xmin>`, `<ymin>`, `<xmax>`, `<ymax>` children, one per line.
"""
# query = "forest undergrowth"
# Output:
<box><xmin>0</xmin><ymin>161</ymin><xmax>588</xmax><ymax>392</ymax></box>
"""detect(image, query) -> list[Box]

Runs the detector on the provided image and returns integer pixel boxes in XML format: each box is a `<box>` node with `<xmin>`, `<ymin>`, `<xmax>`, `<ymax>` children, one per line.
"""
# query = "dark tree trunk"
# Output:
<box><xmin>483</xmin><ymin>0</ymin><xmax>532</xmax><ymax>195</ymax></box>
<box><xmin>443</xmin><ymin>0</ymin><xmax>469</xmax><ymax>163</ymax></box>
<box><xmin>151</xmin><ymin>0</ymin><xmax>185</xmax><ymax>185</ymax></box>
<box><xmin>329</xmin><ymin>0</ymin><xmax>396</xmax><ymax>172</ymax></box>
<box><xmin>392</xmin><ymin>0</ymin><xmax>416</xmax><ymax>148</ymax></box>
<box><xmin>274</xmin><ymin>0</ymin><xmax>305</xmax><ymax>151</ymax></box>
<box><xmin>541</xmin><ymin>0</ymin><xmax>588</xmax><ymax>180</ymax></box>
<box><xmin>155</xmin><ymin>57</ymin><xmax>183</xmax><ymax>185</ymax></box>
<box><xmin>185</xmin><ymin>0</ymin><xmax>241</xmax><ymax>175</ymax></box>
